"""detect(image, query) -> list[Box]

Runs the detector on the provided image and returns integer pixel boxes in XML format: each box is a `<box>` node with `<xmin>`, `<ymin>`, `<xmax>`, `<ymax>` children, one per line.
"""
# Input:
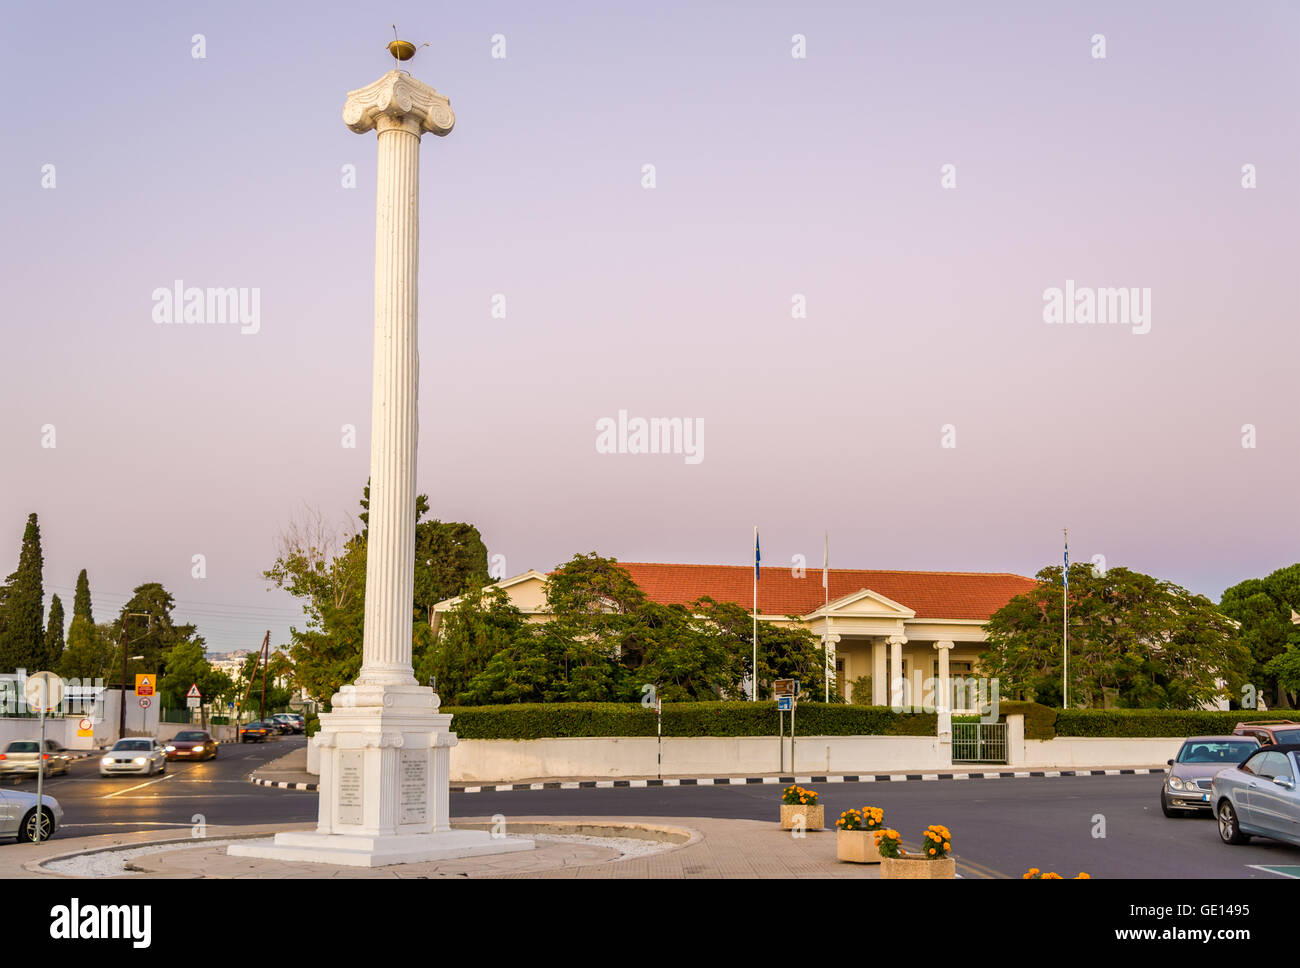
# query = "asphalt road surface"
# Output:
<box><xmin>6</xmin><ymin>738</ymin><xmax>1298</xmax><ymax>877</ymax></box>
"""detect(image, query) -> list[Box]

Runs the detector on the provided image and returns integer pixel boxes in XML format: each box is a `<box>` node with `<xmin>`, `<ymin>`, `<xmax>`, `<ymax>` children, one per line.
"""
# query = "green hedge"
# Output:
<box><xmin>441</xmin><ymin>702</ymin><xmax>935</xmax><ymax>740</ymax></box>
<box><xmin>997</xmin><ymin>701</ymin><xmax>1058</xmax><ymax>740</ymax></box>
<box><xmin>1055</xmin><ymin>709</ymin><xmax>1299</xmax><ymax>738</ymax></box>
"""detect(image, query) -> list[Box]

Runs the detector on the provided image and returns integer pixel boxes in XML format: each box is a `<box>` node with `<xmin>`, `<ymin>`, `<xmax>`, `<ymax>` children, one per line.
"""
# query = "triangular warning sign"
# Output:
<box><xmin>186</xmin><ymin>683</ymin><xmax>202</xmax><ymax>699</ymax></box>
<box><xmin>138</xmin><ymin>677</ymin><xmax>151</xmax><ymax>688</ymax></box>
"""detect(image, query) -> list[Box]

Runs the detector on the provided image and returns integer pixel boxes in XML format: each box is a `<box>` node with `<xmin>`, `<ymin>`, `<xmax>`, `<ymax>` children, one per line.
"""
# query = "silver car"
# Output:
<box><xmin>1212</xmin><ymin>744</ymin><xmax>1300</xmax><ymax>848</ymax></box>
<box><xmin>1162</xmin><ymin>736</ymin><xmax>1259</xmax><ymax>816</ymax></box>
<box><xmin>0</xmin><ymin>787</ymin><xmax>62</xmax><ymax>842</ymax></box>
<box><xmin>99</xmin><ymin>738</ymin><xmax>168</xmax><ymax>777</ymax></box>
<box><xmin>0</xmin><ymin>739</ymin><xmax>74</xmax><ymax>777</ymax></box>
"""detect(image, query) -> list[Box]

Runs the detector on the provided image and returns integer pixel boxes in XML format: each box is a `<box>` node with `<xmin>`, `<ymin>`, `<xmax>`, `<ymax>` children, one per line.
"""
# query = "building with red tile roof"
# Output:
<box><xmin>434</xmin><ymin>561</ymin><xmax>1039</xmax><ymax>707</ymax></box>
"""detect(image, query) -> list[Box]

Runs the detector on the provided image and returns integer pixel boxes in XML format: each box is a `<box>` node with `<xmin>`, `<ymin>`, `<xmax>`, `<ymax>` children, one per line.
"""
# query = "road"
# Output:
<box><xmin>7</xmin><ymin>738</ymin><xmax>1298</xmax><ymax>877</ymax></box>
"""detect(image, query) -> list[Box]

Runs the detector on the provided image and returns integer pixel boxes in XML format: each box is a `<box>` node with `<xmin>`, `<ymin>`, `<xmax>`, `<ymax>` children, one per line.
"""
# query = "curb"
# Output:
<box><xmin>249</xmin><ymin>766</ymin><xmax>1168</xmax><ymax>795</ymax></box>
<box><xmin>251</xmin><ymin>776</ymin><xmax>317</xmax><ymax>791</ymax></box>
<box><xmin>451</xmin><ymin>767</ymin><xmax>1168</xmax><ymax>793</ymax></box>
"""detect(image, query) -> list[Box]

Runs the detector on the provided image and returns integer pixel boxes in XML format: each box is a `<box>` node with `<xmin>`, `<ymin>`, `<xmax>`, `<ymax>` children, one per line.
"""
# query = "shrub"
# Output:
<box><xmin>441</xmin><ymin>701</ymin><xmax>935</xmax><ymax>739</ymax></box>
<box><xmin>997</xmin><ymin>701</ymin><xmax>1058</xmax><ymax>740</ymax></box>
<box><xmin>1055</xmin><ymin>709</ymin><xmax>1299</xmax><ymax>738</ymax></box>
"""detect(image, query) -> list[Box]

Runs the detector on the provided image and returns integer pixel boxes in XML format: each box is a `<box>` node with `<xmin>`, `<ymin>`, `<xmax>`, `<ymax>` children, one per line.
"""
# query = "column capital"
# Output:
<box><xmin>344</xmin><ymin>71</ymin><xmax>455</xmax><ymax>137</ymax></box>
<box><xmin>933</xmin><ymin>640</ymin><xmax>955</xmax><ymax>651</ymax></box>
<box><xmin>886</xmin><ymin>634</ymin><xmax>908</xmax><ymax>646</ymax></box>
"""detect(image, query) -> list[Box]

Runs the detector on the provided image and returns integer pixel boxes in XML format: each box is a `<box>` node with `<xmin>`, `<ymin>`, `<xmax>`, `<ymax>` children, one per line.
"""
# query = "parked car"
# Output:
<box><xmin>1212</xmin><ymin>743</ymin><xmax>1300</xmax><ymax>848</ymax></box>
<box><xmin>0</xmin><ymin>739</ymin><xmax>74</xmax><ymax>777</ymax></box>
<box><xmin>100</xmin><ymin>738</ymin><xmax>168</xmax><ymax>777</ymax></box>
<box><xmin>165</xmin><ymin>731</ymin><xmax>218</xmax><ymax>761</ymax></box>
<box><xmin>0</xmin><ymin>787</ymin><xmax>62</xmax><ymax>842</ymax></box>
<box><xmin>272</xmin><ymin>714</ymin><xmax>304</xmax><ymax>734</ymax></box>
<box><xmin>239</xmin><ymin>721</ymin><xmax>275</xmax><ymax>743</ymax></box>
<box><xmin>1162</xmin><ymin>736</ymin><xmax>1259</xmax><ymax>816</ymax></box>
<box><xmin>265</xmin><ymin>718</ymin><xmax>293</xmax><ymax>735</ymax></box>
<box><xmin>1233</xmin><ymin>720</ymin><xmax>1300</xmax><ymax>746</ymax></box>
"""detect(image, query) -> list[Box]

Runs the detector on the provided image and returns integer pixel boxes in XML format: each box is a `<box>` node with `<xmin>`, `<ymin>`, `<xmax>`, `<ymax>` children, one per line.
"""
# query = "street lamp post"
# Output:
<box><xmin>118</xmin><ymin>610</ymin><xmax>151</xmax><ymax>741</ymax></box>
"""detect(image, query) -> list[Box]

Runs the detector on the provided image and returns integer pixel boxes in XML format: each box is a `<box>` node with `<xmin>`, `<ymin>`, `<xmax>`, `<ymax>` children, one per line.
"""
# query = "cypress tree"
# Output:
<box><xmin>73</xmin><ymin>568</ymin><xmax>94</xmax><ymax>625</ymax></box>
<box><xmin>0</xmin><ymin>513</ymin><xmax>45</xmax><ymax>673</ymax></box>
<box><xmin>45</xmin><ymin>594</ymin><xmax>66</xmax><ymax>667</ymax></box>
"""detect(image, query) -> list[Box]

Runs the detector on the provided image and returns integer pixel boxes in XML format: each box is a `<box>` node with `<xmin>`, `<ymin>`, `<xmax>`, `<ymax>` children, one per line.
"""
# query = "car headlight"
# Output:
<box><xmin>165</xmin><ymin>746</ymin><xmax>175</xmax><ymax>752</ymax></box>
<box><xmin>101</xmin><ymin>756</ymin><xmax>113</xmax><ymax>765</ymax></box>
<box><xmin>1169</xmin><ymin>776</ymin><xmax>1184</xmax><ymax>790</ymax></box>
<box><xmin>133</xmin><ymin>757</ymin><xmax>147</xmax><ymax>765</ymax></box>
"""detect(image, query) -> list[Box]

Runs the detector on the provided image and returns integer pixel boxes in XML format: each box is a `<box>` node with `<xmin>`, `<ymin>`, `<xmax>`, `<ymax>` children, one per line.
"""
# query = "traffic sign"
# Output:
<box><xmin>77</xmin><ymin>718</ymin><xmax>92</xmax><ymax>732</ymax></box>
<box><xmin>777</xmin><ymin>695</ymin><xmax>793</xmax><ymax>712</ymax></box>
<box><xmin>186</xmin><ymin>683</ymin><xmax>202</xmax><ymax>700</ymax></box>
<box><xmin>24</xmin><ymin>671</ymin><xmax>63</xmax><ymax>712</ymax></box>
<box><xmin>135</xmin><ymin>674</ymin><xmax>155</xmax><ymax>697</ymax></box>
<box><xmin>227</xmin><ymin>701</ymin><xmax>234</xmax><ymax>709</ymax></box>
<box><xmin>773</xmin><ymin>678</ymin><xmax>800</xmax><ymax>698</ymax></box>
<box><xmin>138</xmin><ymin>697</ymin><xmax>152</xmax><ymax>709</ymax></box>
<box><xmin>186</xmin><ymin>698</ymin><xmax>201</xmax><ymax>709</ymax></box>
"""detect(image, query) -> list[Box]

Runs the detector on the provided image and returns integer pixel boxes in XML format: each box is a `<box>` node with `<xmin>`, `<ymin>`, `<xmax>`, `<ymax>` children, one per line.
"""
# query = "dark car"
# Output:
<box><xmin>238</xmin><ymin>721</ymin><xmax>274</xmax><ymax>743</ymax></box>
<box><xmin>1233</xmin><ymin>721</ymin><xmax>1300</xmax><ymax>746</ymax></box>
<box><xmin>272</xmin><ymin>714</ymin><xmax>304</xmax><ymax>734</ymax></box>
<box><xmin>165</xmin><ymin>731</ymin><xmax>218</xmax><ymax>761</ymax></box>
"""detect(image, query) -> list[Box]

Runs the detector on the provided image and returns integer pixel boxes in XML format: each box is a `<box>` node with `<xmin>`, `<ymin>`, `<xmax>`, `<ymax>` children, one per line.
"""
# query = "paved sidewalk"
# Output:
<box><xmin>4</xmin><ymin>816</ymin><xmax>963</xmax><ymax>879</ymax></box>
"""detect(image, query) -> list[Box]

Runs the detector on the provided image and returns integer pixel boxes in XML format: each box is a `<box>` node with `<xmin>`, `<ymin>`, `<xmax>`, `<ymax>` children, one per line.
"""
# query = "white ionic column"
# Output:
<box><xmin>227</xmin><ymin>68</ymin><xmax>531</xmax><ymax>868</ymax></box>
<box><xmin>347</xmin><ymin>74</ymin><xmax>453</xmax><ymax>688</ymax></box>
<box><xmin>934</xmin><ymin>640</ymin><xmax>954</xmax><ymax>743</ymax></box>
<box><xmin>888</xmin><ymin>635</ymin><xmax>906</xmax><ymax>710</ymax></box>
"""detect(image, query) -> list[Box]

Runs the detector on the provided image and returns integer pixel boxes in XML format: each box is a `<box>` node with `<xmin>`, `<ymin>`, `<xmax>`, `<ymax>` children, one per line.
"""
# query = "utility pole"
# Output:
<box><xmin>118</xmin><ymin>612</ymin><xmax>151</xmax><ymax>741</ymax></box>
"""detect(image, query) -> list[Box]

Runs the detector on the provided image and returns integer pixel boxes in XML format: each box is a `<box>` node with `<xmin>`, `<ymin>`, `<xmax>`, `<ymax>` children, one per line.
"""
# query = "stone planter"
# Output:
<box><xmin>836</xmin><ymin>828</ymin><xmax>881</xmax><ymax>863</ymax></box>
<box><xmin>880</xmin><ymin>853</ymin><xmax>956</xmax><ymax>879</ymax></box>
<box><xmin>779</xmin><ymin>803</ymin><xmax>824</xmax><ymax>830</ymax></box>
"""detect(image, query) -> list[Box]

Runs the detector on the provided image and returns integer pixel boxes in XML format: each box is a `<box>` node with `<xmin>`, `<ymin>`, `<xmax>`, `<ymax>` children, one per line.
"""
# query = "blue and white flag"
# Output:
<box><xmin>1063</xmin><ymin>532</ymin><xmax>1069</xmax><ymax>592</ymax></box>
<box><xmin>754</xmin><ymin>529</ymin><xmax>761</xmax><ymax>581</ymax></box>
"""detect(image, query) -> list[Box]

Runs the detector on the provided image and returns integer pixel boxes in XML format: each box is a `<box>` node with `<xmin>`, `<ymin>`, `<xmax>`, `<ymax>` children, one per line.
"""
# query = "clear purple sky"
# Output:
<box><xmin>2</xmin><ymin>1</ymin><xmax>1297</xmax><ymax>654</ymax></box>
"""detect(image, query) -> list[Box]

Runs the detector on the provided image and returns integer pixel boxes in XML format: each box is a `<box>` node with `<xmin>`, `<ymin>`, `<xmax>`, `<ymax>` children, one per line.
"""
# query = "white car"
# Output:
<box><xmin>0</xmin><ymin>787</ymin><xmax>62</xmax><ymax>842</ymax></box>
<box><xmin>100</xmin><ymin>738</ymin><xmax>168</xmax><ymax>777</ymax></box>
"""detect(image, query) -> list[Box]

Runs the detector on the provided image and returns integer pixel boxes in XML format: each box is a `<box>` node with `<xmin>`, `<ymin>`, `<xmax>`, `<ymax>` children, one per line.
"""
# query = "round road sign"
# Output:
<box><xmin>24</xmin><ymin>671</ymin><xmax>63</xmax><ymax>712</ymax></box>
<box><xmin>77</xmin><ymin>718</ymin><xmax>93</xmax><ymax>732</ymax></box>
<box><xmin>138</xmin><ymin>697</ymin><xmax>152</xmax><ymax>709</ymax></box>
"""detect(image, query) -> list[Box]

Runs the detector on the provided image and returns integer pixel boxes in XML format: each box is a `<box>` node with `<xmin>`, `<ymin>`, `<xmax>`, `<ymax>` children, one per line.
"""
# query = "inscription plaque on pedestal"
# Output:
<box><xmin>400</xmin><ymin>749</ymin><xmax>429</xmax><ymax>824</ymax></box>
<box><xmin>338</xmin><ymin>750</ymin><xmax>364</xmax><ymax>825</ymax></box>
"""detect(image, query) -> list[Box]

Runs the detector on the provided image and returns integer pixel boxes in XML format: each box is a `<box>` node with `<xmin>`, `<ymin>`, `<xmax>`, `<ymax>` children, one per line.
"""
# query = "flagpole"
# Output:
<box><xmin>752</xmin><ymin>525</ymin><xmax>758</xmax><ymax>702</ymax></box>
<box><xmin>823</xmin><ymin>530</ymin><xmax>830</xmax><ymax>703</ymax></box>
<box><xmin>1062</xmin><ymin>528</ymin><xmax>1069</xmax><ymax>710</ymax></box>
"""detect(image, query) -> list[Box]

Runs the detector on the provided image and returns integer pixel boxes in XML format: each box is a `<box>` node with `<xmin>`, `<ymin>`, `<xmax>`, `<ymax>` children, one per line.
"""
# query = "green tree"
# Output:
<box><xmin>160</xmin><ymin>640</ymin><xmax>227</xmax><ymax>710</ymax></box>
<box><xmin>114</xmin><ymin>583</ymin><xmax>201</xmax><ymax>681</ymax></box>
<box><xmin>0</xmin><ymin>513</ymin><xmax>46</xmax><ymax>673</ymax></box>
<box><xmin>73</xmin><ymin>568</ymin><xmax>94</xmax><ymax>625</ymax></box>
<box><xmin>415</xmin><ymin>584</ymin><xmax>526</xmax><ymax>700</ymax></box>
<box><xmin>982</xmin><ymin>564</ymin><xmax>1250</xmax><ymax>709</ymax></box>
<box><xmin>44</xmin><ymin>594</ymin><xmax>65</xmax><ymax>667</ymax></box>
<box><xmin>237</xmin><ymin>650</ymin><xmax>294</xmax><ymax>717</ymax></box>
<box><xmin>1220</xmin><ymin>564</ymin><xmax>1300</xmax><ymax>708</ymax></box>
<box><xmin>58</xmin><ymin>618</ymin><xmax>115</xmax><ymax>682</ymax></box>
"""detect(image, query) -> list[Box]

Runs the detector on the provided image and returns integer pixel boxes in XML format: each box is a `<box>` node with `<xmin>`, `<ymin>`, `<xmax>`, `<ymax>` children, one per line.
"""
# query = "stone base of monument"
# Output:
<box><xmin>227</xmin><ymin>682</ymin><xmax>534</xmax><ymax>868</ymax></box>
<box><xmin>228</xmin><ymin>829</ymin><xmax>533</xmax><ymax>868</ymax></box>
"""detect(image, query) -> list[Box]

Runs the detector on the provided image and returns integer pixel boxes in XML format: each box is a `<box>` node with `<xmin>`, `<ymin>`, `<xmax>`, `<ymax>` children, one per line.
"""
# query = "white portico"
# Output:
<box><xmin>230</xmin><ymin>54</ymin><xmax>530</xmax><ymax>867</ymax></box>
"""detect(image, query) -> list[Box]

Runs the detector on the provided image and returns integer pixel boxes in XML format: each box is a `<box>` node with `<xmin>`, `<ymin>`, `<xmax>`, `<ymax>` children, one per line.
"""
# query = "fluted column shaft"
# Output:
<box><xmin>360</xmin><ymin>115</ymin><xmax>422</xmax><ymax>685</ymax></box>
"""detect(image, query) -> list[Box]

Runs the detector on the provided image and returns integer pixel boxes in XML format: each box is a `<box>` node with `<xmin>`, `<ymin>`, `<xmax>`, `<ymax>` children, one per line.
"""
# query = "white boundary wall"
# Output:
<box><xmin>302</xmin><ymin>715</ymin><xmax>1183</xmax><ymax>782</ymax></box>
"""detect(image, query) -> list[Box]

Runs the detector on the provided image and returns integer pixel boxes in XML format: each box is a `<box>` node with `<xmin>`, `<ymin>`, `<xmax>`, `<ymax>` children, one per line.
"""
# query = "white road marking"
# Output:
<box><xmin>102</xmin><ymin>774</ymin><xmax>173</xmax><ymax>799</ymax></box>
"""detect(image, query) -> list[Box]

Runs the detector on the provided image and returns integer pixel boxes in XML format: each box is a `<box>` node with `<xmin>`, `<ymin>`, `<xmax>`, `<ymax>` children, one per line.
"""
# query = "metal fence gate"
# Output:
<box><xmin>951</xmin><ymin>722</ymin><xmax>1008</xmax><ymax>764</ymax></box>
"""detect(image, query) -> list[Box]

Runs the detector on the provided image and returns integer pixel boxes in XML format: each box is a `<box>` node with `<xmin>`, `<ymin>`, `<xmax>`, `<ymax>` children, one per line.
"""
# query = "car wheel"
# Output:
<box><xmin>18</xmin><ymin>807</ymin><xmax>54</xmax><ymax>842</ymax></box>
<box><xmin>1217</xmin><ymin>799</ymin><xmax>1250</xmax><ymax>845</ymax></box>
<box><xmin>1160</xmin><ymin>790</ymin><xmax>1179</xmax><ymax>818</ymax></box>
<box><xmin>159</xmin><ymin>761</ymin><xmax>166</xmax><ymax>774</ymax></box>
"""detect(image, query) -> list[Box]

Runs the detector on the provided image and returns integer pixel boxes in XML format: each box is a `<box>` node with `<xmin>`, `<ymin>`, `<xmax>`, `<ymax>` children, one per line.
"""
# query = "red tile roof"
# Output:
<box><xmin>617</xmin><ymin>563</ymin><xmax>1039</xmax><ymax>621</ymax></box>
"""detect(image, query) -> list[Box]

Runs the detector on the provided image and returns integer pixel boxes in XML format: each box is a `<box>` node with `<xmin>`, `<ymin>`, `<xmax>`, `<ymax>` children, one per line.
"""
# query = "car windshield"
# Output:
<box><xmin>175</xmin><ymin>732</ymin><xmax>207</xmax><ymax>741</ymax></box>
<box><xmin>1271</xmin><ymin>729</ymin><xmax>1300</xmax><ymax>745</ymax></box>
<box><xmin>5</xmin><ymin>741</ymin><xmax>39</xmax><ymax>753</ymax></box>
<box><xmin>112</xmin><ymin>740</ymin><xmax>152</xmax><ymax>751</ymax></box>
<box><xmin>1179</xmin><ymin>741</ymin><xmax>1257</xmax><ymax>764</ymax></box>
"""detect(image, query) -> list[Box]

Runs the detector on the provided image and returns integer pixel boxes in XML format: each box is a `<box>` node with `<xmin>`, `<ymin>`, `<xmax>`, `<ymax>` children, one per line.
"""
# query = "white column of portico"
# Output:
<box><xmin>872</xmin><ymin>639</ymin><xmax>887</xmax><ymax>705</ymax></box>
<box><xmin>228</xmin><ymin>69</ymin><xmax>530</xmax><ymax>868</ymax></box>
<box><xmin>888</xmin><ymin>635</ymin><xmax>906</xmax><ymax>710</ymax></box>
<box><xmin>934</xmin><ymin>640</ymin><xmax>954</xmax><ymax>743</ymax></box>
